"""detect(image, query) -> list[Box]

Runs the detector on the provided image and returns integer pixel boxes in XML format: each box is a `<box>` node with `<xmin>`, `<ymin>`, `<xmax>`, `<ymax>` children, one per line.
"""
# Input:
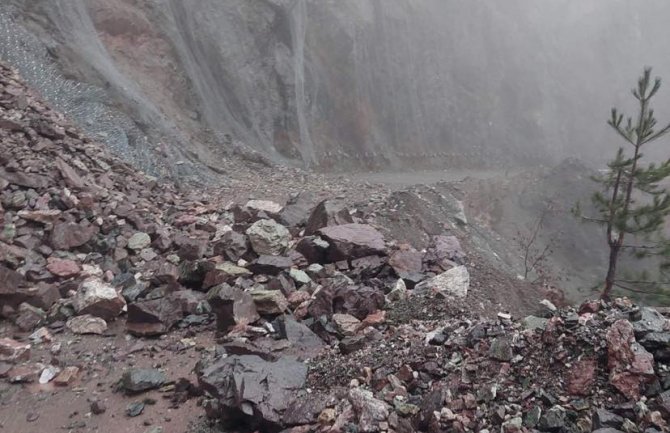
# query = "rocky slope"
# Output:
<box><xmin>3</xmin><ymin>1</ymin><xmax>670</xmax><ymax>175</ymax></box>
<box><xmin>2</xmin><ymin>62</ymin><xmax>670</xmax><ymax>433</ymax></box>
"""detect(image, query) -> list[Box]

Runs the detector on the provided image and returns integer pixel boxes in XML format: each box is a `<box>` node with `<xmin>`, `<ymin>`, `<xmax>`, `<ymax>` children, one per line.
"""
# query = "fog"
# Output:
<box><xmin>2</xmin><ymin>0</ymin><xmax>670</xmax><ymax>173</ymax></box>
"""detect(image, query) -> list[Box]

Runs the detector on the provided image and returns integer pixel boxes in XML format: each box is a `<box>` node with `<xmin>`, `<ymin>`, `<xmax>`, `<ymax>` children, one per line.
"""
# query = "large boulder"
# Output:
<box><xmin>246</xmin><ymin>220</ymin><xmax>290</xmax><ymax>256</ymax></box>
<box><xmin>278</xmin><ymin>193</ymin><xmax>318</xmax><ymax>229</ymax></box>
<box><xmin>198</xmin><ymin>355</ymin><xmax>307</xmax><ymax>429</ymax></box>
<box><xmin>317</xmin><ymin>224</ymin><xmax>386</xmax><ymax>262</ymax></box>
<box><xmin>606</xmin><ymin>319</ymin><xmax>655</xmax><ymax>400</ymax></box>
<box><xmin>72</xmin><ymin>278</ymin><xmax>126</xmax><ymax>321</ymax></box>
<box><xmin>304</xmin><ymin>199</ymin><xmax>353</xmax><ymax>236</ymax></box>
<box><xmin>414</xmin><ymin>266</ymin><xmax>469</xmax><ymax>298</ymax></box>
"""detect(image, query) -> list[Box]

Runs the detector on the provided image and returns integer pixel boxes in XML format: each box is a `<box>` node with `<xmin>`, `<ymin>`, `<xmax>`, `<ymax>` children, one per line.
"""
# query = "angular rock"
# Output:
<box><xmin>488</xmin><ymin>337</ymin><xmax>514</xmax><ymax>362</ymax></box>
<box><xmin>122</xmin><ymin>368</ymin><xmax>167</xmax><ymax>393</ymax></box>
<box><xmin>566</xmin><ymin>358</ymin><xmax>597</xmax><ymax>396</ymax></box>
<box><xmin>213</xmin><ymin>230</ymin><xmax>250</xmax><ymax>262</ymax></box>
<box><xmin>278</xmin><ymin>193</ymin><xmax>317</xmax><ymax>229</ymax></box>
<box><xmin>73</xmin><ymin>278</ymin><xmax>126</xmax><ymax>321</ymax></box>
<box><xmin>66</xmin><ymin>314</ymin><xmax>107</xmax><ymax>335</ymax></box>
<box><xmin>126</xmin><ymin>297</ymin><xmax>182</xmax><ymax>337</ymax></box>
<box><xmin>127</xmin><ymin>232</ymin><xmax>151</xmax><ymax>250</ymax></box>
<box><xmin>294</xmin><ymin>236</ymin><xmax>329</xmax><ymax>264</ymax></box>
<box><xmin>333</xmin><ymin>313</ymin><xmax>361</xmax><ymax>336</ymax></box>
<box><xmin>414</xmin><ymin>265</ymin><xmax>469</xmax><ymax>298</ymax></box>
<box><xmin>198</xmin><ymin>355</ymin><xmax>307</xmax><ymax>429</ymax></box>
<box><xmin>50</xmin><ymin>222</ymin><xmax>98</xmax><ymax>250</ymax></box>
<box><xmin>276</xmin><ymin>316</ymin><xmax>325</xmax><ymax>358</ymax></box>
<box><xmin>246</xmin><ymin>219</ymin><xmax>290</xmax><ymax>256</ymax></box>
<box><xmin>248</xmin><ymin>255</ymin><xmax>293</xmax><ymax>276</ymax></box>
<box><xmin>53</xmin><ymin>366</ymin><xmax>80</xmax><ymax>386</ymax></box>
<box><xmin>389</xmin><ymin>244</ymin><xmax>423</xmax><ymax>277</ymax></box>
<box><xmin>348</xmin><ymin>388</ymin><xmax>390</xmax><ymax>433</ymax></box>
<box><xmin>246</xmin><ymin>200</ymin><xmax>283</xmax><ymax>216</ymax></box>
<box><xmin>46</xmin><ymin>257</ymin><xmax>81</xmax><ymax>278</ymax></box>
<box><xmin>309</xmin><ymin>283</ymin><xmax>384</xmax><ymax>320</ymax></box>
<box><xmin>606</xmin><ymin>319</ymin><xmax>655</xmax><ymax>400</ymax></box>
<box><xmin>207</xmin><ymin>283</ymin><xmax>260</xmax><ymax>331</ymax></box>
<box><xmin>593</xmin><ymin>408</ymin><xmax>624</xmax><ymax>429</ymax></box>
<box><xmin>318</xmin><ymin>224</ymin><xmax>386</xmax><ymax>262</ymax></box>
<box><xmin>304</xmin><ymin>200</ymin><xmax>354</xmax><ymax>236</ymax></box>
<box><xmin>15</xmin><ymin>302</ymin><xmax>45</xmax><ymax>331</ymax></box>
<box><xmin>251</xmin><ymin>289</ymin><xmax>289</xmax><ymax>315</ymax></box>
<box><xmin>0</xmin><ymin>338</ymin><xmax>30</xmax><ymax>363</ymax></box>
<box><xmin>424</xmin><ymin>235</ymin><xmax>467</xmax><ymax>268</ymax></box>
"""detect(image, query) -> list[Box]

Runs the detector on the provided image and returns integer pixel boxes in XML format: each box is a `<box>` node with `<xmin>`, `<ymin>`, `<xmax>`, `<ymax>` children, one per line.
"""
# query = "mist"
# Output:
<box><xmin>2</xmin><ymin>0</ymin><xmax>670</xmax><ymax>174</ymax></box>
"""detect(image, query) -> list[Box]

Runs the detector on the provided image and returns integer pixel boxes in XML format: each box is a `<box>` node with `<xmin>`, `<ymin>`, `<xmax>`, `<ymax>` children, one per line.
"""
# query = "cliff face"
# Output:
<box><xmin>2</xmin><ymin>0</ymin><xmax>670</xmax><ymax>174</ymax></box>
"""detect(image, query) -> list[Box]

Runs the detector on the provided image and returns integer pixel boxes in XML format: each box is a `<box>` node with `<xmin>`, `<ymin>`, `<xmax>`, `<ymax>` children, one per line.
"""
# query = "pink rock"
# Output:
<box><xmin>46</xmin><ymin>257</ymin><xmax>81</xmax><ymax>278</ymax></box>
<box><xmin>606</xmin><ymin>319</ymin><xmax>655</xmax><ymax>400</ymax></box>
<box><xmin>566</xmin><ymin>358</ymin><xmax>597</xmax><ymax>396</ymax></box>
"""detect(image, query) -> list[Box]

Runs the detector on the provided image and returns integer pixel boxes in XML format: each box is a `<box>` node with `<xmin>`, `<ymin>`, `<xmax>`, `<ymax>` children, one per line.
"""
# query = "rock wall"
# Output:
<box><xmin>2</xmin><ymin>0</ymin><xmax>670</xmax><ymax>173</ymax></box>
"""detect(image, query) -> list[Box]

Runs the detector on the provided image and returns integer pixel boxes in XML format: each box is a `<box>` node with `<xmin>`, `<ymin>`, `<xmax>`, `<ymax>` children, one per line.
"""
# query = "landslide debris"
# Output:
<box><xmin>1</xmin><ymin>62</ymin><xmax>670</xmax><ymax>433</ymax></box>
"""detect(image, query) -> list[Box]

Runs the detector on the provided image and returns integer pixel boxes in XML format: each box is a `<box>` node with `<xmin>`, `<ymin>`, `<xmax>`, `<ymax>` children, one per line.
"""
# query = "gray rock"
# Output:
<box><xmin>539</xmin><ymin>405</ymin><xmax>566</xmax><ymax>432</ymax></box>
<box><xmin>66</xmin><ymin>315</ymin><xmax>107</xmax><ymax>335</ymax></box>
<box><xmin>246</xmin><ymin>219</ymin><xmax>290</xmax><ymax>256</ymax></box>
<box><xmin>593</xmin><ymin>408</ymin><xmax>624</xmax><ymax>429</ymax></box>
<box><xmin>198</xmin><ymin>355</ymin><xmax>307</xmax><ymax>428</ymax></box>
<box><xmin>128</xmin><ymin>232</ymin><xmax>151</xmax><ymax>251</ymax></box>
<box><xmin>522</xmin><ymin>315</ymin><xmax>548</xmax><ymax>331</ymax></box>
<box><xmin>318</xmin><ymin>224</ymin><xmax>386</xmax><ymax>262</ymax></box>
<box><xmin>250</xmin><ymin>289</ymin><xmax>289</xmax><ymax>315</ymax></box>
<box><xmin>488</xmin><ymin>337</ymin><xmax>514</xmax><ymax>362</ymax></box>
<box><xmin>121</xmin><ymin>368</ymin><xmax>167</xmax><ymax>393</ymax></box>
<box><xmin>304</xmin><ymin>200</ymin><xmax>353</xmax><ymax>236</ymax></box>
<box><xmin>347</xmin><ymin>388</ymin><xmax>390</xmax><ymax>433</ymax></box>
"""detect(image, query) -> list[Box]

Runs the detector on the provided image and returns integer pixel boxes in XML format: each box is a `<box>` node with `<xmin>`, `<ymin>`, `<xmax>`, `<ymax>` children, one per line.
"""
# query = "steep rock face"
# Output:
<box><xmin>2</xmin><ymin>1</ymin><xmax>670</xmax><ymax>173</ymax></box>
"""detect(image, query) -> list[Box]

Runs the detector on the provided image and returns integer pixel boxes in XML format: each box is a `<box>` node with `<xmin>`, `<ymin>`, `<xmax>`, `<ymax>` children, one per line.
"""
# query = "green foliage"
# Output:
<box><xmin>575</xmin><ymin>68</ymin><xmax>670</xmax><ymax>300</ymax></box>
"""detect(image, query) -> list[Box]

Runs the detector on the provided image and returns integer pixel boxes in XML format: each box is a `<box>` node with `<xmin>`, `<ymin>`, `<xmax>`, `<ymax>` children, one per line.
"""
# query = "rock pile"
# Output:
<box><xmin>2</xmin><ymin>62</ymin><xmax>669</xmax><ymax>433</ymax></box>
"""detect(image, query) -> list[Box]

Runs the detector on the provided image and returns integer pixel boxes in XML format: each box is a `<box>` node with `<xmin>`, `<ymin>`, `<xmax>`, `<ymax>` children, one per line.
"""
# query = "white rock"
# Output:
<box><xmin>414</xmin><ymin>266</ymin><xmax>469</xmax><ymax>298</ymax></box>
<box><xmin>39</xmin><ymin>365</ymin><xmax>61</xmax><ymax>384</ymax></box>
<box><xmin>245</xmin><ymin>200</ymin><xmax>283</xmax><ymax>215</ymax></box>
<box><xmin>73</xmin><ymin>278</ymin><xmax>126</xmax><ymax>321</ymax></box>
<box><xmin>246</xmin><ymin>219</ymin><xmax>290</xmax><ymax>256</ymax></box>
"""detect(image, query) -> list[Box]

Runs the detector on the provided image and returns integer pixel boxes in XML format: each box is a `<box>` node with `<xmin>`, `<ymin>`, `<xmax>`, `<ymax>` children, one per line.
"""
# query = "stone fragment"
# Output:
<box><xmin>248</xmin><ymin>255</ymin><xmax>293</xmax><ymax>276</ymax></box>
<box><xmin>246</xmin><ymin>219</ymin><xmax>290</xmax><ymax>256</ymax></box>
<box><xmin>46</xmin><ymin>257</ymin><xmax>81</xmax><ymax>278</ymax></box>
<box><xmin>198</xmin><ymin>355</ymin><xmax>307</xmax><ymax>428</ymax></box>
<box><xmin>50</xmin><ymin>222</ymin><xmax>98</xmax><ymax>250</ymax></box>
<box><xmin>488</xmin><ymin>337</ymin><xmax>513</xmax><ymax>362</ymax></box>
<box><xmin>251</xmin><ymin>289</ymin><xmax>289</xmax><ymax>315</ymax></box>
<box><xmin>318</xmin><ymin>224</ymin><xmax>386</xmax><ymax>262</ymax></box>
<box><xmin>566</xmin><ymin>358</ymin><xmax>597</xmax><ymax>396</ymax></box>
<box><xmin>127</xmin><ymin>232</ymin><xmax>152</xmax><ymax>250</ymax></box>
<box><xmin>304</xmin><ymin>200</ymin><xmax>353</xmax><ymax>236</ymax></box>
<box><xmin>207</xmin><ymin>284</ymin><xmax>260</xmax><ymax>331</ymax></box>
<box><xmin>73</xmin><ymin>278</ymin><xmax>126</xmax><ymax>321</ymax></box>
<box><xmin>66</xmin><ymin>314</ymin><xmax>108</xmax><ymax>335</ymax></box>
<box><xmin>606</xmin><ymin>319</ymin><xmax>655</xmax><ymax>400</ymax></box>
<box><xmin>126</xmin><ymin>297</ymin><xmax>182</xmax><ymax>337</ymax></box>
<box><xmin>414</xmin><ymin>266</ymin><xmax>469</xmax><ymax>298</ymax></box>
<box><xmin>333</xmin><ymin>313</ymin><xmax>361</xmax><ymax>336</ymax></box>
<box><xmin>121</xmin><ymin>368</ymin><xmax>167</xmax><ymax>393</ymax></box>
<box><xmin>0</xmin><ymin>338</ymin><xmax>31</xmax><ymax>363</ymax></box>
<box><xmin>347</xmin><ymin>388</ymin><xmax>390</xmax><ymax>433</ymax></box>
<box><xmin>246</xmin><ymin>200</ymin><xmax>283</xmax><ymax>215</ymax></box>
<box><xmin>54</xmin><ymin>366</ymin><xmax>80</xmax><ymax>386</ymax></box>
<box><xmin>15</xmin><ymin>303</ymin><xmax>45</xmax><ymax>331</ymax></box>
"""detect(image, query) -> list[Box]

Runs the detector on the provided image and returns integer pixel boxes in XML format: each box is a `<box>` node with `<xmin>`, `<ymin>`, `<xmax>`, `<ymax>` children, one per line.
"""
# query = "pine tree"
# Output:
<box><xmin>575</xmin><ymin>68</ymin><xmax>670</xmax><ymax>300</ymax></box>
